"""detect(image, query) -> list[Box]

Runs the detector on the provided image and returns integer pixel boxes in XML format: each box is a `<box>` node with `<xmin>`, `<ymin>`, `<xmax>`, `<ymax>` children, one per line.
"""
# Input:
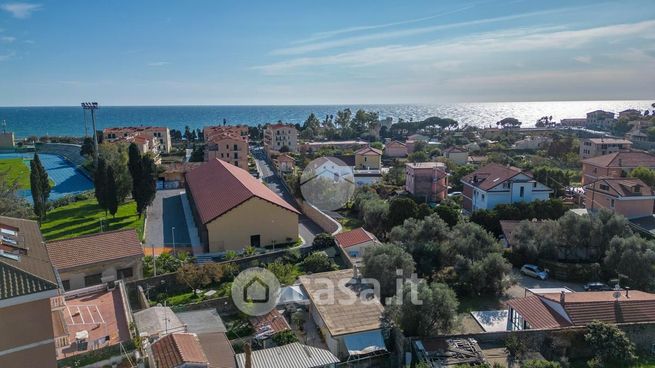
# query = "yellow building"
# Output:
<box><xmin>354</xmin><ymin>146</ymin><xmax>382</xmax><ymax>170</ymax></box>
<box><xmin>185</xmin><ymin>159</ymin><xmax>299</xmax><ymax>253</ymax></box>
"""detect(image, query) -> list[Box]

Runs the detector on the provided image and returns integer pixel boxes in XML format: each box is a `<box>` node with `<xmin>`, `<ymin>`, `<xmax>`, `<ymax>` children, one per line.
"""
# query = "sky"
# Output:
<box><xmin>0</xmin><ymin>0</ymin><xmax>654</xmax><ymax>106</ymax></box>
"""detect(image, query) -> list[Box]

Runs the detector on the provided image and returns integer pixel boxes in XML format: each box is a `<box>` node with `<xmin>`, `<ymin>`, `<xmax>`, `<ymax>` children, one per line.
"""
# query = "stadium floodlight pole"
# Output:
<box><xmin>81</xmin><ymin>102</ymin><xmax>100</xmax><ymax>167</ymax></box>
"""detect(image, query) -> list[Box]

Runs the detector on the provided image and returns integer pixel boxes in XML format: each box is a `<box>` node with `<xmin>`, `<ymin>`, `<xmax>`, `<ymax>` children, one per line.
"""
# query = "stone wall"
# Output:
<box><xmin>299</xmin><ymin>199</ymin><xmax>341</xmax><ymax>235</ymax></box>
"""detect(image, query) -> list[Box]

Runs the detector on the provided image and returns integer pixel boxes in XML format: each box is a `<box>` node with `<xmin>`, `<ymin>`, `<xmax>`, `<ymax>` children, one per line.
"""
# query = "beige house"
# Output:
<box><xmin>0</xmin><ymin>216</ymin><xmax>60</xmax><ymax>368</ymax></box>
<box><xmin>334</xmin><ymin>228</ymin><xmax>380</xmax><ymax>267</ymax></box>
<box><xmin>104</xmin><ymin>126</ymin><xmax>172</xmax><ymax>153</ymax></box>
<box><xmin>383</xmin><ymin>140</ymin><xmax>407</xmax><ymax>157</ymax></box>
<box><xmin>579</xmin><ymin>138</ymin><xmax>632</xmax><ymax>159</ymax></box>
<box><xmin>264</xmin><ymin>123</ymin><xmax>298</xmax><ymax>155</ymax></box>
<box><xmin>274</xmin><ymin>153</ymin><xmax>295</xmax><ymax>173</ymax></box>
<box><xmin>46</xmin><ymin>229</ymin><xmax>144</xmax><ymax>291</ymax></box>
<box><xmin>205</xmin><ymin>134</ymin><xmax>249</xmax><ymax>170</ymax></box>
<box><xmin>442</xmin><ymin>146</ymin><xmax>468</xmax><ymax>165</ymax></box>
<box><xmin>585</xmin><ymin>178</ymin><xmax>655</xmax><ymax>219</ymax></box>
<box><xmin>186</xmin><ymin>159</ymin><xmax>299</xmax><ymax>253</ymax></box>
<box><xmin>354</xmin><ymin>147</ymin><xmax>382</xmax><ymax>170</ymax></box>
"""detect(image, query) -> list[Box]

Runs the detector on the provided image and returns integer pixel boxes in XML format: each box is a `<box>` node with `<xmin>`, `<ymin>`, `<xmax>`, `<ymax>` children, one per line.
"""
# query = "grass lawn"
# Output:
<box><xmin>0</xmin><ymin>158</ymin><xmax>30</xmax><ymax>189</ymax></box>
<box><xmin>336</xmin><ymin>209</ymin><xmax>363</xmax><ymax>231</ymax></box>
<box><xmin>40</xmin><ymin>198</ymin><xmax>145</xmax><ymax>241</ymax></box>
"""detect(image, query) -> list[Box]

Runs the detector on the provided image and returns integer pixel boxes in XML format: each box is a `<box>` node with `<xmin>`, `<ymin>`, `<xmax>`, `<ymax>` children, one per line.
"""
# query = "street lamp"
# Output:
<box><xmin>171</xmin><ymin>226</ymin><xmax>176</xmax><ymax>255</ymax></box>
<box><xmin>81</xmin><ymin>102</ymin><xmax>99</xmax><ymax>167</ymax></box>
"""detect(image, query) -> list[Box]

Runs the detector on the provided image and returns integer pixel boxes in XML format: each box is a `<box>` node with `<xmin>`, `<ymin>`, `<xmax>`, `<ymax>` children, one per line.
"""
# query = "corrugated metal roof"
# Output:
<box><xmin>235</xmin><ymin>342</ymin><xmax>339</xmax><ymax>368</ymax></box>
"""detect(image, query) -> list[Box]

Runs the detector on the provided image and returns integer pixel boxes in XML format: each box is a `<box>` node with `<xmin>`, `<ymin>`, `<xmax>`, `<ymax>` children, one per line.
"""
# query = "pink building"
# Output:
<box><xmin>405</xmin><ymin>162</ymin><xmax>448</xmax><ymax>202</ymax></box>
<box><xmin>585</xmin><ymin>178</ymin><xmax>654</xmax><ymax>219</ymax></box>
<box><xmin>103</xmin><ymin>126</ymin><xmax>171</xmax><ymax>153</ymax></box>
<box><xmin>383</xmin><ymin>140</ymin><xmax>408</xmax><ymax>157</ymax></box>
<box><xmin>581</xmin><ymin>151</ymin><xmax>655</xmax><ymax>185</ymax></box>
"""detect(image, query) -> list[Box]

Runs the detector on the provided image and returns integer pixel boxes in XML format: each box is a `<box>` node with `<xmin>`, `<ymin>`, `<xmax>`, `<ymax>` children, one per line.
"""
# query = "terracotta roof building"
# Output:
<box><xmin>46</xmin><ymin>229</ymin><xmax>144</xmax><ymax>291</ymax></box>
<box><xmin>383</xmin><ymin>140</ymin><xmax>407</xmax><ymax>158</ymax></box>
<box><xmin>585</xmin><ymin>178</ymin><xmax>655</xmax><ymax>219</ymax></box>
<box><xmin>405</xmin><ymin>162</ymin><xmax>449</xmax><ymax>202</ymax></box>
<box><xmin>507</xmin><ymin>289</ymin><xmax>655</xmax><ymax>331</ymax></box>
<box><xmin>581</xmin><ymin>151</ymin><xmax>655</xmax><ymax>185</ymax></box>
<box><xmin>580</xmin><ymin>137</ymin><xmax>632</xmax><ymax>159</ymax></box>
<box><xmin>0</xmin><ymin>216</ymin><xmax>60</xmax><ymax>368</ymax></box>
<box><xmin>264</xmin><ymin>123</ymin><xmax>298</xmax><ymax>156</ymax></box>
<box><xmin>204</xmin><ymin>126</ymin><xmax>250</xmax><ymax>170</ymax></box>
<box><xmin>461</xmin><ymin>163</ymin><xmax>552</xmax><ymax>212</ymax></box>
<box><xmin>354</xmin><ymin>146</ymin><xmax>382</xmax><ymax>170</ymax></box>
<box><xmin>150</xmin><ymin>333</ymin><xmax>209</xmax><ymax>368</ymax></box>
<box><xmin>442</xmin><ymin>146</ymin><xmax>469</xmax><ymax>165</ymax></box>
<box><xmin>104</xmin><ymin>126</ymin><xmax>171</xmax><ymax>153</ymax></box>
<box><xmin>334</xmin><ymin>228</ymin><xmax>380</xmax><ymax>267</ymax></box>
<box><xmin>186</xmin><ymin>159</ymin><xmax>299</xmax><ymax>253</ymax></box>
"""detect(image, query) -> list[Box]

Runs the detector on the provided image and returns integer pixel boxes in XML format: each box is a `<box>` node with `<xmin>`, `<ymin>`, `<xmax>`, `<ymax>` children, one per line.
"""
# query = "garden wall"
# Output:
<box><xmin>299</xmin><ymin>199</ymin><xmax>342</xmax><ymax>235</ymax></box>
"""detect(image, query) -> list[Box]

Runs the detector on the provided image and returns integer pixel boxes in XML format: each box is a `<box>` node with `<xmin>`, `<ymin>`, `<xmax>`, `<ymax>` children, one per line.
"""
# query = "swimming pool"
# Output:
<box><xmin>0</xmin><ymin>153</ymin><xmax>94</xmax><ymax>201</ymax></box>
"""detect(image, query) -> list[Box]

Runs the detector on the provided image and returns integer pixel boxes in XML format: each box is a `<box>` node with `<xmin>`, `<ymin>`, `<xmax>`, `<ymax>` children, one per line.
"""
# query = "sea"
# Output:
<box><xmin>0</xmin><ymin>100</ymin><xmax>652</xmax><ymax>139</ymax></box>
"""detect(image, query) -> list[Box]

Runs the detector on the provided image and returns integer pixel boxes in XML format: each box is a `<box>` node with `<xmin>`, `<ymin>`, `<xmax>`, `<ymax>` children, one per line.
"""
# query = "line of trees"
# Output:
<box><xmin>128</xmin><ymin>143</ymin><xmax>157</xmax><ymax>217</ymax></box>
<box><xmin>93</xmin><ymin>158</ymin><xmax>119</xmax><ymax>217</ymax></box>
<box><xmin>29</xmin><ymin>153</ymin><xmax>51</xmax><ymax>221</ymax></box>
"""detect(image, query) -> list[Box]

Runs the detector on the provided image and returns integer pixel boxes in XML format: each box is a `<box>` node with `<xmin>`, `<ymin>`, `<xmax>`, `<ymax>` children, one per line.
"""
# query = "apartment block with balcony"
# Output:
<box><xmin>405</xmin><ymin>162</ymin><xmax>448</xmax><ymax>202</ymax></box>
<box><xmin>103</xmin><ymin>126</ymin><xmax>172</xmax><ymax>153</ymax></box>
<box><xmin>264</xmin><ymin>123</ymin><xmax>298</xmax><ymax>155</ymax></box>
<box><xmin>579</xmin><ymin>138</ymin><xmax>632</xmax><ymax>159</ymax></box>
<box><xmin>203</xmin><ymin>126</ymin><xmax>250</xmax><ymax>170</ymax></box>
<box><xmin>581</xmin><ymin>151</ymin><xmax>655</xmax><ymax>185</ymax></box>
<box><xmin>585</xmin><ymin>178</ymin><xmax>655</xmax><ymax>219</ymax></box>
<box><xmin>586</xmin><ymin>110</ymin><xmax>616</xmax><ymax>129</ymax></box>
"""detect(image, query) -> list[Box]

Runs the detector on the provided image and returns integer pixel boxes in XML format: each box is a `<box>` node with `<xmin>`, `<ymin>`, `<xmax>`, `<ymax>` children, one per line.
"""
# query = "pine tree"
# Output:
<box><xmin>37</xmin><ymin>155</ymin><xmax>51</xmax><ymax>204</ymax></box>
<box><xmin>105</xmin><ymin>165</ymin><xmax>118</xmax><ymax>218</ymax></box>
<box><xmin>128</xmin><ymin>143</ymin><xmax>143</xmax><ymax>199</ymax></box>
<box><xmin>29</xmin><ymin>156</ymin><xmax>44</xmax><ymax>221</ymax></box>
<box><xmin>94</xmin><ymin>158</ymin><xmax>108</xmax><ymax>213</ymax></box>
<box><xmin>136</xmin><ymin>155</ymin><xmax>157</xmax><ymax>217</ymax></box>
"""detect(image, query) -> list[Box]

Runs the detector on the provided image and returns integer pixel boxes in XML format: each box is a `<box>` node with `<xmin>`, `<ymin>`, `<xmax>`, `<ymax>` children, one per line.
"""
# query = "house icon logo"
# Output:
<box><xmin>300</xmin><ymin>157</ymin><xmax>356</xmax><ymax>211</ymax></box>
<box><xmin>231</xmin><ymin>267</ymin><xmax>281</xmax><ymax>316</ymax></box>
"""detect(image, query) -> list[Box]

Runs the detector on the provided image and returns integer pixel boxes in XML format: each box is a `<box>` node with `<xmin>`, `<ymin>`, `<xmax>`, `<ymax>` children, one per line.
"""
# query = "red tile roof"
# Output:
<box><xmin>355</xmin><ymin>147</ymin><xmax>383</xmax><ymax>156</ymax></box>
<box><xmin>506</xmin><ymin>295</ymin><xmax>571</xmax><ymax>329</ymax></box>
<box><xmin>334</xmin><ymin>228</ymin><xmax>376</xmax><ymax>248</ymax></box>
<box><xmin>249</xmin><ymin>308</ymin><xmax>290</xmax><ymax>335</ymax></box>
<box><xmin>462</xmin><ymin>163</ymin><xmax>529</xmax><ymax>191</ymax></box>
<box><xmin>185</xmin><ymin>159</ymin><xmax>299</xmax><ymax>225</ymax></box>
<box><xmin>588</xmin><ymin>178</ymin><xmax>654</xmax><ymax>197</ymax></box>
<box><xmin>582</xmin><ymin>151</ymin><xmax>655</xmax><ymax>168</ymax></box>
<box><xmin>151</xmin><ymin>333</ymin><xmax>208</xmax><ymax>368</ymax></box>
<box><xmin>46</xmin><ymin>229</ymin><xmax>143</xmax><ymax>271</ymax></box>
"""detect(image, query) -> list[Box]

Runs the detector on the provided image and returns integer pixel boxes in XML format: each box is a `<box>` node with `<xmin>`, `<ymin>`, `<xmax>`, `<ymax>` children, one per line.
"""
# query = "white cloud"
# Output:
<box><xmin>573</xmin><ymin>56</ymin><xmax>592</xmax><ymax>64</ymax></box>
<box><xmin>0</xmin><ymin>50</ymin><xmax>15</xmax><ymax>61</ymax></box>
<box><xmin>1</xmin><ymin>36</ymin><xmax>15</xmax><ymax>43</ymax></box>
<box><xmin>147</xmin><ymin>61</ymin><xmax>170</xmax><ymax>67</ymax></box>
<box><xmin>1</xmin><ymin>2</ymin><xmax>42</xmax><ymax>19</ymax></box>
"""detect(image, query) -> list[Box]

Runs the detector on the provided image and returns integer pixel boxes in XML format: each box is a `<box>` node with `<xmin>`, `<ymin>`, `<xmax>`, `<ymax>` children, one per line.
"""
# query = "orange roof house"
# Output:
<box><xmin>150</xmin><ymin>333</ymin><xmax>209</xmax><ymax>368</ymax></box>
<box><xmin>581</xmin><ymin>151</ymin><xmax>655</xmax><ymax>185</ymax></box>
<box><xmin>185</xmin><ymin>159</ymin><xmax>299</xmax><ymax>253</ymax></box>
<box><xmin>334</xmin><ymin>227</ymin><xmax>380</xmax><ymax>267</ymax></box>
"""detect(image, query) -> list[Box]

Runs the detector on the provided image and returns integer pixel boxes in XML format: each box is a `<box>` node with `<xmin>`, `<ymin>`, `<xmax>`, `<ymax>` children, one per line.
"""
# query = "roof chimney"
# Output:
<box><xmin>244</xmin><ymin>342</ymin><xmax>252</xmax><ymax>368</ymax></box>
<box><xmin>625</xmin><ymin>287</ymin><xmax>630</xmax><ymax>299</ymax></box>
<box><xmin>560</xmin><ymin>291</ymin><xmax>566</xmax><ymax>306</ymax></box>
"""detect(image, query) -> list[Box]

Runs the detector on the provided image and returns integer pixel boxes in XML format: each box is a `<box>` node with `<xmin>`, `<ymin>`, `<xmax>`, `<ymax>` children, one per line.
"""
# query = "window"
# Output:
<box><xmin>84</xmin><ymin>273</ymin><xmax>103</xmax><ymax>287</ymax></box>
<box><xmin>117</xmin><ymin>267</ymin><xmax>133</xmax><ymax>279</ymax></box>
<box><xmin>62</xmin><ymin>280</ymin><xmax>71</xmax><ymax>291</ymax></box>
<box><xmin>233</xmin><ymin>144</ymin><xmax>238</xmax><ymax>150</ymax></box>
<box><xmin>599</xmin><ymin>184</ymin><xmax>609</xmax><ymax>191</ymax></box>
<box><xmin>610</xmin><ymin>199</ymin><xmax>615</xmax><ymax>208</ymax></box>
<box><xmin>234</xmin><ymin>152</ymin><xmax>239</xmax><ymax>159</ymax></box>
<box><xmin>533</xmin><ymin>182</ymin><xmax>537</xmax><ymax>188</ymax></box>
<box><xmin>234</xmin><ymin>161</ymin><xmax>238</xmax><ymax>166</ymax></box>
<box><xmin>481</xmin><ymin>194</ymin><xmax>485</xmax><ymax>200</ymax></box>
<box><xmin>635</xmin><ymin>186</ymin><xmax>641</xmax><ymax>193</ymax></box>
<box><xmin>250</xmin><ymin>235</ymin><xmax>261</xmax><ymax>247</ymax></box>
<box><xmin>520</xmin><ymin>187</ymin><xmax>525</xmax><ymax>197</ymax></box>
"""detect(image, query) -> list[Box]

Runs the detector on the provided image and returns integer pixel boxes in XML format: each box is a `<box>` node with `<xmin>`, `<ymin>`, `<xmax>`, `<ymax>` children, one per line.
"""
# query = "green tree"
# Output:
<box><xmin>584</xmin><ymin>321</ymin><xmax>637</xmax><ymax>367</ymax></box>
<box><xmin>407</xmin><ymin>151</ymin><xmax>429</xmax><ymax>163</ymax></box>
<box><xmin>266</xmin><ymin>261</ymin><xmax>298</xmax><ymax>285</ymax></box>
<box><xmin>630</xmin><ymin>166</ymin><xmax>655</xmax><ymax>187</ymax></box>
<box><xmin>189</xmin><ymin>144</ymin><xmax>205</xmax><ymax>162</ymax></box>
<box><xmin>312</xmin><ymin>233</ymin><xmax>336</xmax><ymax>250</ymax></box>
<box><xmin>604</xmin><ymin>235</ymin><xmax>655</xmax><ymax>290</ymax></box>
<box><xmin>303</xmin><ymin>113</ymin><xmax>321</xmax><ymax>132</ymax></box>
<box><xmin>272</xmin><ymin>330</ymin><xmax>298</xmax><ymax>346</ymax></box>
<box><xmin>94</xmin><ymin>158</ymin><xmax>108</xmax><ymax>213</ymax></box>
<box><xmin>496</xmin><ymin>117</ymin><xmax>522</xmax><ymax>129</ymax></box>
<box><xmin>386</xmin><ymin>281</ymin><xmax>458</xmax><ymax>336</ymax></box>
<box><xmin>0</xmin><ymin>175</ymin><xmax>33</xmax><ymax>219</ymax></box>
<box><xmin>361</xmin><ymin>198</ymin><xmax>389</xmax><ymax>237</ymax></box>
<box><xmin>128</xmin><ymin>143</ymin><xmax>142</xmax><ymax>191</ymax></box>
<box><xmin>389</xmin><ymin>214</ymin><xmax>450</xmax><ymax>277</ymax></box>
<box><xmin>29</xmin><ymin>153</ymin><xmax>50</xmax><ymax>221</ymax></box>
<box><xmin>362</xmin><ymin>244</ymin><xmax>415</xmax><ymax>300</ymax></box>
<box><xmin>335</xmin><ymin>108</ymin><xmax>352</xmax><ymax>130</ymax></box>
<box><xmin>387</xmin><ymin>197</ymin><xmax>418</xmax><ymax>229</ymax></box>
<box><xmin>434</xmin><ymin>204</ymin><xmax>460</xmax><ymax>227</ymax></box>
<box><xmin>80</xmin><ymin>137</ymin><xmax>95</xmax><ymax>157</ymax></box>
<box><xmin>532</xmin><ymin>166</ymin><xmax>571</xmax><ymax>197</ymax></box>
<box><xmin>299</xmin><ymin>252</ymin><xmax>335</xmax><ymax>273</ymax></box>
<box><xmin>415</xmin><ymin>203</ymin><xmax>432</xmax><ymax>219</ymax></box>
<box><xmin>177</xmin><ymin>263</ymin><xmax>211</xmax><ymax>295</ymax></box>
<box><xmin>99</xmin><ymin>143</ymin><xmax>132</xmax><ymax>202</ymax></box>
<box><xmin>521</xmin><ymin>360</ymin><xmax>561</xmax><ymax>368</ymax></box>
<box><xmin>132</xmin><ymin>153</ymin><xmax>157</xmax><ymax>217</ymax></box>
<box><xmin>105</xmin><ymin>165</ymin><xmax>119</xmax><ymax>217</ymax></box>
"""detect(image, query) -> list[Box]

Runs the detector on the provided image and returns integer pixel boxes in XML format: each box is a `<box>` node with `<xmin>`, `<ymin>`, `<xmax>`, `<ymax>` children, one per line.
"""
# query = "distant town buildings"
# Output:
<box><xmin>383</xmin><ymin>140</ymin><xmax>407</xmax><ymax>157</ymax></box>
<box><xmin>203</xmin><ymin>126</ymin><xmax>249</xmax><ymax>170</ymax></box>
<box><xmin>442</xmin><ymin>146</ymin><xmax>468</xmax><ymax>165</ymax></box>
<box><xmin>585</xmin><ymin>178</ymin><xmax>654</xmax><ymax>219</ymax></box>
<box><xmin>581</xmin><ymin>151</ymin><xmax>655</xmax><ymax>185</ymax></box>
<box><xmin>512</xmin><ymin>136</ymin><xmax>551</xmax><ymax>151</ymax></box>
<box><xmin>46</xmin><ymin>229</ymin><xmax>144</xmax><ymax>291</ymax></box>
<box><xmin>579</xmin><ymin>138</ymin><xmax>632</xmax><ymax>160</ymax></box>
<box><xmin>264</xmin><ymin>123</ymin><xmax>298</xmax><ymax>156</ymax></box>
<box><xmin>0</xmin><ymin>216</ymin><xmax>60</xmax><ymax>368</ymax></box>
<box><xmin>185</xmin><ymin>158</ymin><xmax>299</xmax><ymax>253</ymax></box>
<box><xmin>461</xmin><ymin>163</ymin><xmax>552</xmax><ymax>212</ymax></box>
<box><xmin>586</xmin><ymin>110</ymin><xmax>616</xmax><ymax>129</ymax></box>
<box><xmin>405</xmin><ymin>162</ymin><xmax>448</xmax><ymax>203</ymax></box>
<box><xmin>559</xmin><ymin>118</ymin><xmax>587</xmax><ymax>127</ymax></box>
<box><xmin>103</xmin><ymin>126</ymin><xmax>172</xmax><ymax>153</ymax></box>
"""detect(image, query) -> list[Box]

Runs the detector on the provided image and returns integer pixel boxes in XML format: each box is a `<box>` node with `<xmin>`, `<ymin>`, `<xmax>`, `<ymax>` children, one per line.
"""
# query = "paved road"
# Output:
<box><xmin>251</xmin><ymin>147</ymin><xmax>323</xmax><ymax>246</ymax></box>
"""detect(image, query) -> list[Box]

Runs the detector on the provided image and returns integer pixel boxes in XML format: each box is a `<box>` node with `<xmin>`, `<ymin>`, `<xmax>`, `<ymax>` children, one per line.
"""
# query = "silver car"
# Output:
<box><xmin>520</xmin><ymin>264</ymin><xmax>549</xmax><ymax>280</ymax></box>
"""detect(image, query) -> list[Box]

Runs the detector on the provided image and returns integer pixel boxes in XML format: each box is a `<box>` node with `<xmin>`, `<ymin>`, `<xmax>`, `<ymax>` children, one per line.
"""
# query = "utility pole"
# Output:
<box><xmin>81</xmin><ymin>102</ymin><xmax>99</xmax><ymax>167</ymax></box>
<box><xmin>171</xmin><ymin>226</ymin><xmax>176</xmax><ymax>255</ymax></box>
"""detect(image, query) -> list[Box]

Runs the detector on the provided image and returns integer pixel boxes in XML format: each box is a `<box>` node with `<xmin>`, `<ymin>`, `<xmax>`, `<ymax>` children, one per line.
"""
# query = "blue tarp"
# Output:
<box><xmin>343</xmin><ymin>330</ymin><xmax>386</xmax><ymax>356</ymax></box>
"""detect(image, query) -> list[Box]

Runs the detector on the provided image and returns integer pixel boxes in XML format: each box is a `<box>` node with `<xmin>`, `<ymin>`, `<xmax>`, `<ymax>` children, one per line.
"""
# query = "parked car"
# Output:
<box><xmin>520</xmin><ymin>264</ymin><xmax>549</xmax><ymax>280</ymax></box>
<box><xmin>448</xmin><ymin>191</ymin><xmax>463</xmax><ymax>198</ymax></box>
<box><xmin>583</xmin><ymin>282</ymin><xmax>613</xmax><ymax>291</ymax></box>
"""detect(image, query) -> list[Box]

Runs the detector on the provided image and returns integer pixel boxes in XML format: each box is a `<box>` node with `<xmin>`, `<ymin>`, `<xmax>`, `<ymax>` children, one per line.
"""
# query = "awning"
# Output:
<box><xmin>343</xmin><ymin>330</ymin><xmax>386</xmax><ymax>356</ymax></box>
<box><xmin>276</xmin><ymin>285</ymin><xmax>309</xmax><ymax>306</ymax></box>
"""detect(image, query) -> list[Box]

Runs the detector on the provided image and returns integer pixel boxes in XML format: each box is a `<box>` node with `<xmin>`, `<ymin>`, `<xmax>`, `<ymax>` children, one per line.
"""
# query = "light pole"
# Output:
<box><xmin>171</xmin><ymin>226</ymin><xmax>176</xmax><ymax>255</ymax></box>
<box><xmin>81</xmin><ymin>102</ymin><xmax>99</xmax><ymax>167</ymax></box>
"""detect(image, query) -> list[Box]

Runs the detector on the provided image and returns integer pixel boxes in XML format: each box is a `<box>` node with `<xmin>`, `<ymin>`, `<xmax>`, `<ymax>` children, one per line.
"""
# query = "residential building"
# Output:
<box><xmin>134</xmin><ymin>306</ymin><xmax>187</xmax><ymax>340</ymax></box>
<box><xmin>299</xmin><ymin>269</ymin><xmax>387</xmax><ymax>360</ymax></box>
<box><xmin>383</xmin><ymin>140</ymin><xmax>407</xmax><ymax>157</ymax></box>
<box><xmin>559</xmin><ymin>118</ymin><xmax>587</xmax><ymax>127</ymax></box>
<box><xmin>334</xmin><ymin>227</ymin><xmax>380</xmax><ymax>267</ymax></box>
<box><xmin>442</xmin><ymin>146</ymin><xmax>468</xmax><ymax>165</ymax></box>
<box><xmin>299</xmin><ymin>140</ymin><xmax>368</xmax><ymax>154</ymax></box>
<box><xmin>185</xmin><ymin>158</ymin><xmax>299</xmax><ymax>253</ymax></box>
<box><xmin>586</xmin><ymin>110</ymin><xmax>616</xmax><ymax>129</ymax></box>
<box><xmin>150</xmin><ymin>333</ymin><xmax>209</xmax><ymax>368</ymax></box>
<box><xmin>579</xmin><ymin>138</ymin><xmax>632</xmax><ymax>159</ymax></box>
<box><xmin>274</xmin><ymin>153</ymin><xmax>295</xmax><ymax>173</ymax></box>
<box><xmin>585</xmin><ymin>178</ymin><xmax>655</xmax><ymax>219</ymax></box>
<box><xmin>461</xmin><ymin>163</ymin><xmax>552</xmax><ymax>212</ymax></box>
<box><xmin>103</xmin><ymin>126</ymin><xmax>172</xmax><ymax>153</ymax></box>
<box><xmin>0</xmin><ymin>216</ymin><xmax>60</xmax><ymax>368</ymax></box>
<box><xmin>619</xmin><ymin>109</ymin><xmax>643</xmax><ymax>120</ymax></box>
<box><xmin>625</xmin><ymin>128</ymin><xmax>648</xmax><ymax>143</ymax></box>
<box><xmin>354</xmin><ymin>146</ymin><xmax>382</xmax><ymax>170</ymax></box>
<box><xmin>46</xmin><ymin>229</ymin><xmax>144</xmax><ymax>291</ymax></box>
<box><xmin>0</xmin><ymin>131</ymin><xmax>15</xmax><ymax>148</ymax></box>
<box><xmin>512</xmin><ymin>136</ymin><xmax>551</xmax><ymax>151</ymax></box>
<box><xmin>405</xmin><ymin>162</ymin><xmax>448</xmax><ymax>202</ymax></box>
<box><xmin>264</xmin><ymin>123</ymin><xmax>298</xmax><ymax>155</ymax></box>
<box><xmin>204</xmin><ymin>126</ymin><xmax>249</xmax><ymax>170</ymax></box>
<box><xmin>235</xmin><ymin>342</ymin><xmax>339</xmax><ymax>368</ymax></box>
<box><xmin>581</xmin><ymin>151</ymin><xmax>655</xmax><ymax>185</ymax></box>
<box><xmin>506</xmin><ymin>289</ymin><xmax>655</xmax><ymax>331</ymax></box>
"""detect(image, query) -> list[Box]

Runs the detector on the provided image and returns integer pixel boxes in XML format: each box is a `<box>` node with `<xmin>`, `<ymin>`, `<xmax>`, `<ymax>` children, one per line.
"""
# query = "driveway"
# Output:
<box><xmin>505</xmin><ymin>269</ymin><xmax>585</xmax><ymax>299</ymax></box>
<box><xmin>251</xmin><ymin>147</ymin><xmax>323</xmax><ymax>246</ymax></box>
<box><xmin>145</xmin><ymin>189</ymin><xmax>192</xmax><ymax>248</ymax></box>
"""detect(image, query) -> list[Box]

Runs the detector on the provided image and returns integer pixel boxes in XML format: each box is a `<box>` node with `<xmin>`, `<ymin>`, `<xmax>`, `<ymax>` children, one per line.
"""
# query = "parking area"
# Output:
<box><xmin>146</xmin><ymin>189</ymin><xmax>192</xmax><ymax>248</ymax></box>
<box><xmin>506</xmin><ymin>269</ymin><xmax>585</xmax><ymax>299</ymax></box>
